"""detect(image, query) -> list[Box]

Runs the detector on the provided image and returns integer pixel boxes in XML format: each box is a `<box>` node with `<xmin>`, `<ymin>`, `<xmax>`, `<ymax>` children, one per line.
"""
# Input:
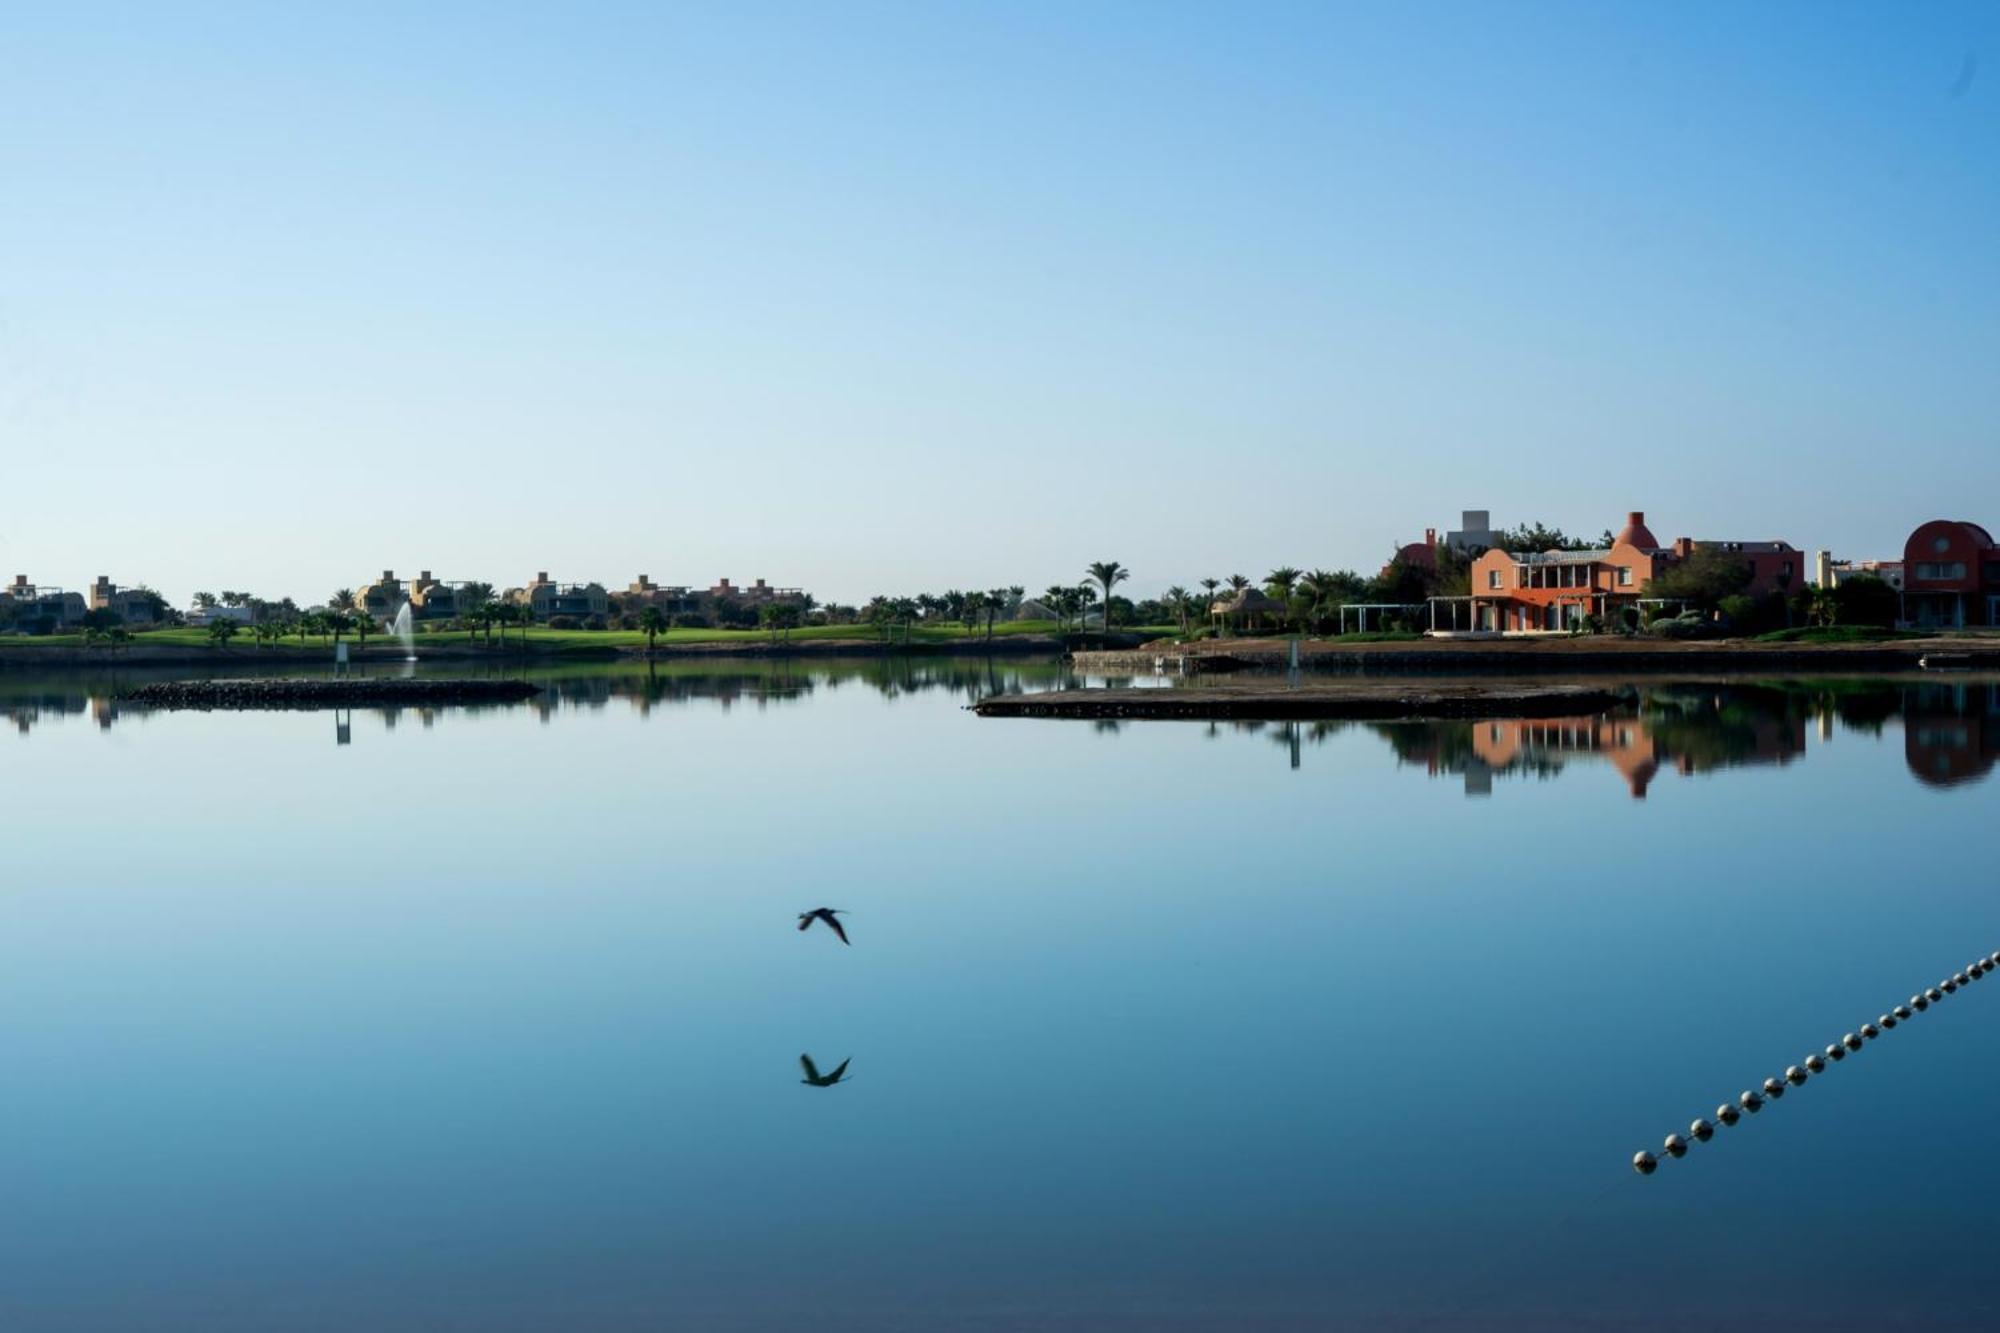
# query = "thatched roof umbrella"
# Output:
<box><xmin>1210</xmin><ymin>586</ymin><xmax>1285</xmax><ymax>630</ymax></box>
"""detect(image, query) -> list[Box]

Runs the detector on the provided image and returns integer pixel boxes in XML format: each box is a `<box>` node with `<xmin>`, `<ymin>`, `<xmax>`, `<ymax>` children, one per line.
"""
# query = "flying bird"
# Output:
<box><xmin>799</xmin><ymin>1053</ymin><xmax>852</xmax><ymax>1087</ymax></box>
<box><xmin>798</xmin><ymin>907</ymin><xmax>849</xmax><ymax>944</ymax></box>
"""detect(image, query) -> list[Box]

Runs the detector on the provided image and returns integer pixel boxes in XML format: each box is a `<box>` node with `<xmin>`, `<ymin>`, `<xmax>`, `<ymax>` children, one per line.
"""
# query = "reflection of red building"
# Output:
<box><xmin>1472</xmin><ymin>716</ymin><xmax>1662</xmax><ymax>798</ymax></box>
<box><xmin>1901</xmin><ymin>520</ymin><xmax>2000</xmax><ymax>629</ymax></box>
<box><xmin>1393</xmin><ymin>690</ymin><xmax>1810</xmax><ymax>797</ymax></box>
<box><xmin>1903</xmin><ymin>683</ymin><xmax>2000</xmax><ymax>787</ymax></box>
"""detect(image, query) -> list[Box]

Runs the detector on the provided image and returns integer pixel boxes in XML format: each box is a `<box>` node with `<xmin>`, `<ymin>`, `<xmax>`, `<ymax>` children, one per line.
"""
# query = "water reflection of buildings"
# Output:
<box><xmin>9</xmin><ymin>670</ymin><xmax>2000</xmax><ymax>792</ymax></box>
<box><xmin>1902</xmin><ymin>681</ymin><xmax>2000</xmax><ymax>787</ymax></box>
<box><xmin>1384</xmin><ymin>688</ymin><xmax>1813</xmax><ymax>797</ymax></box>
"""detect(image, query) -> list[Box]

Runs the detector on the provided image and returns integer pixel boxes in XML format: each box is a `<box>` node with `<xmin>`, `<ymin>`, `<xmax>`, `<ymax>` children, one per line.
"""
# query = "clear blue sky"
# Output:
<box><xmin>2</xmin><ymin>1</ymin><xmax>1994</xmax><ymax>606</ymax></box>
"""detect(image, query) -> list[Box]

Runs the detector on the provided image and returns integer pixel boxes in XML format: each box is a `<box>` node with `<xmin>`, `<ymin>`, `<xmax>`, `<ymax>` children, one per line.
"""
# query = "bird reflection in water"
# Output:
<box><xmin>799</xmin><ymin>1054</ymin><xmax>852</xmax><ymax>1087</ymax></box>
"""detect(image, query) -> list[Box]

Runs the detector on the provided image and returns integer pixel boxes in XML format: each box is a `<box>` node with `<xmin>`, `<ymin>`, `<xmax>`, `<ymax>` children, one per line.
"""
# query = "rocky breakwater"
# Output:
<box><xmin>975</xmin><ymin>680</ymin><xmax>1624</xmax><ymax>721</ymax></box>
<box><xmin>123</xmin><ymin>678</ymin><xmax>542</xmax><ymax>710</ymax></box>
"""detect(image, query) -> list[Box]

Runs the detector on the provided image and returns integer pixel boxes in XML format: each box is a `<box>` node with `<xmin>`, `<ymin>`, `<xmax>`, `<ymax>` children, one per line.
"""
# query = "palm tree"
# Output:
<box><xmin>330</xmin><ymin>588</ymin><xmax>356</xmax><ymax>613</ymax></box>
<box><xmin>984</xmin><ymin>586</ymin><xmax>1014</xmax><ymax>641</ymax></box>
<box><xmin>1165</xmin><ymin>585</ymin><xmax>1192</xmax><ymax>635</ymax></box>
<box><xmin>206</xmin><ymin>620</ymin><xmax>239</xmax><ymax>650</ymax></box>
<box><xmin>1227</xmin><ymin>574</ymin><xmax>1250</xmax><ymax>593</ymax></box>
<box><xmin>1299</xmin><ymin>569</ymin><xmax>1340</xmax><ymax>635</ymax></box>
<box><xmin>1265</xmin><ymin>567</ymin><xmax>1302</xmax><ymax>630</ymax></box>
<box><xmin>1040</xmin><ymin>585</ymin><xmax>1068</xmax><ymax>631</ymax></box>
<box><xmin>1074</xmin><ymin>583</ymin><xmax>1100</xmax><ymax>633</ymax></box>
<box><xmin>1086</xmin><ymin>561</ymin><xmax>1128</xmax><ymax>632</ymax></box>
<box><xmin>639</xmin><ymin>605</ymin><xmax>667</xmax><ymax>653</ymax></box>
<box><xmin>353</xmin><ymin>610</ymin><xmax>374</xmax><ymax>653</ymax></box>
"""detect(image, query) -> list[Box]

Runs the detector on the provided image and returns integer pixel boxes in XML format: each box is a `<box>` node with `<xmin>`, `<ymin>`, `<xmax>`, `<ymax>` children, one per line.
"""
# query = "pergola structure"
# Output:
<box><xmin>1425</xmin><ymin>593</ymin><xmax>1693</xmax><ymax>634</ymax></box>
<box><xmin>1338</xmin><ymin>602</ymin><xmax>1427</xmax><ymax>634</ymax></box>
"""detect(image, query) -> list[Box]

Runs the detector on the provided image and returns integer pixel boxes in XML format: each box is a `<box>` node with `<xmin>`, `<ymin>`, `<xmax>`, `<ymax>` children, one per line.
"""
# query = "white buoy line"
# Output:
<box><xmin>1634</xmin><ymin>950</ymin><xmax>2000</xmax><ymax>1175</ymax></box>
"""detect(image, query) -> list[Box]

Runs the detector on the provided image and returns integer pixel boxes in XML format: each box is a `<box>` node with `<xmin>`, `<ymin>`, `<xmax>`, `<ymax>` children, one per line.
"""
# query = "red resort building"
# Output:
<box><xmin>1901</xmin><ymin>520</ymin><xmax>2000</xmax><ymax>629</ymax></box>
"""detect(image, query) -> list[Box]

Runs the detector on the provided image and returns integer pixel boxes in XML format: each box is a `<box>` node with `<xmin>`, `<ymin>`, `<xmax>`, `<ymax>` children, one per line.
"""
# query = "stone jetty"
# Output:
<box><xmin>974</xmin><ymin>681</ymin><xmax>1622</xmax><ymax>721</ymax></box>
<box><xmin>123</xmin><ymin>678</ymin><xmax>542</xmax><ymax>710</ymax></box>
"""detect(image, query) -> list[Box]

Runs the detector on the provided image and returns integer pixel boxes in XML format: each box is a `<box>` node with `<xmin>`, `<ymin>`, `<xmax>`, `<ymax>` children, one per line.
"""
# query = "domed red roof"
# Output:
<box><xmin>1613</xmin><ymin>510</ymin><xmax>1659</xmax><ymax>550</ymax></box>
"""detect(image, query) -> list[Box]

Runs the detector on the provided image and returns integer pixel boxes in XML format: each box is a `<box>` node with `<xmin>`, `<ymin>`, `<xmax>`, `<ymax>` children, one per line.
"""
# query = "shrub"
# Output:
<box><xmin>671</xmin><ymin>613</ymin><xmax>710</xmax><ymax>630</ymax></box>
<box><xmin>1833</xmin><ymin>575</ymin><xmax>1899</xmax><ymax>629</ymax></box>
<box><xmin>548</xmin><ymin>615</ymin><xmax>579</xmax><ymax>630</ymax></box>
<box><xmin>583</xmin><ymin>615</ymin><xmax>608</xmax><ymax>631</ymax></box>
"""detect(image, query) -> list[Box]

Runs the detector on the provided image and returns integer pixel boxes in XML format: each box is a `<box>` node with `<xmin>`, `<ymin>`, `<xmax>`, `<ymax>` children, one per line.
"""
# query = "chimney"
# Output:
<box><xmin>536</xmin><ymin>571</ymin><xmax>549</xmax><ymax>583</ymax></box>
<box><xmin>419</xmin><ymin>569</ymin><xmax>431</xmax><ymax>581</ymax></box>
<box><xmin>1628</xmin><ymin>511</ymin><xmax>1644</xmax><ymax>528</ymax></box>
<box><xmin>383</xmin><ymin>569</ymin><xmax>394</xmax><ymax>580</ymax></box>
<box><xmin>1425</xmin><ymin>528</ymin><xmax>1437</xmax><ymax>547</ymax></box>
<box><xmin>1674</xmin><ymin>537</ymin><xmax>1693</xmax><ymax>558</ymax></box>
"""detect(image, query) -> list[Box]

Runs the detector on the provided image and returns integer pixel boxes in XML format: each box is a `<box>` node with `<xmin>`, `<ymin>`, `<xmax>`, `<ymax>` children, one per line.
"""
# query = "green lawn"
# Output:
<box><xmin>3</xmin><ymin>620</ymin><xmax>1181</xmax><ymax>653</ymax></box>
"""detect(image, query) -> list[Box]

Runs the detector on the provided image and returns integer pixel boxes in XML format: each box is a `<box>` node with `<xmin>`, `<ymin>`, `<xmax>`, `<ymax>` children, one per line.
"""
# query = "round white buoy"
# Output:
<box><xmin>1805</xmin><ymin>1053</ymin><xmax>1826</xmax><ymax>1073</ymax></box>
<box><xmin>1843</xmin><ymin>1033</ymin><xmax>1863</xmax><ymax>1051</ymax></box>
<box><xmin>1740</xmin><ymin>1090</ymin><xmax>1764</xmax><ymax>1112</ymax></box>
<box><xmin>1664</xmin><ymin>1133</ymin><xmax>1688</xmax><ymax>1158</ymax></box>
<box><xmin>1691</xmin><ymin>1118</ymin><xmax>1714</xmax><ymax>1141</ymax></box>
<box><xmin>1786</xmin><ymin>1065</ymin><xmax>1808</xmax><ymax>1085</ymax></box>
<box><xmin>1634</xmin><ymin>1150</ymin><xmax>1658</xmax><ymax>1175</ymax></box>
<box><xmin>1717</xmin><ymin>1104</ymin><xmax>1741</xmax><ymax>1126</ymax></box>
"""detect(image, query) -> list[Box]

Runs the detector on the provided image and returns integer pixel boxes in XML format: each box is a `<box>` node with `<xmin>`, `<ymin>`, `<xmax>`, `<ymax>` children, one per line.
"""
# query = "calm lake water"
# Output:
<box><xmin>3</xmin><ymin>658</ymin><xmax>1998</xmax><ymax>1330</ymax></box>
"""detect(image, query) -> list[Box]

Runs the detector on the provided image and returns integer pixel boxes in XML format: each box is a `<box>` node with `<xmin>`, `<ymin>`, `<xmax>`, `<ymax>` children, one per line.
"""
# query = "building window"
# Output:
<box><xmin>1617</xmin><ymin>567</ymin><xmax>1632</xmax><ymax>587</ymax></box>
<box><xmin>1916</xmin><ymin>562</ymin><xmax>1968</xmax><ymax>580</ymax></box>
<box><xmin>1933</xmin><ymin>536</ymin><xmax>1952</xmax><ymax>554</ymax></box>
<box><xmin>1487</xmin><ymin>570</ymin><xmax>1501</xmax><ymax>589</ymax></box>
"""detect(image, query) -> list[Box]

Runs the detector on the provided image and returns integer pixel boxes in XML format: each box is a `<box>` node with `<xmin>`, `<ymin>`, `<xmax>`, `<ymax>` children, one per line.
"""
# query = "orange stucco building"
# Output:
<box><xmin>1464</xmin><ymin>512</ymin><xmax>1667</xmax><ymax>632</ymax></box>
<box><xmin>1458</xmin><ymin>511</ymin><xmax>1802</xmax><ymax>633</ymax></box>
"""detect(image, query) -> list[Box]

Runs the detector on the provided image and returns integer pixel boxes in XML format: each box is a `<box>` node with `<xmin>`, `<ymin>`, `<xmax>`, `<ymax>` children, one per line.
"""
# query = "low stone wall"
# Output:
<box><xmin>1071</xmin><ymin>638</ymin><xmax>2000</xmax><ymax>676</ymax></box>
<box><xmin>123</xmin><ymin>678</ymin><xmax>542</xmax><ymax>710</ymax></box>
<box><xmin>975</xmin><ymin>682</ymin><xmax>1624</xmax><ymax>721</ymax></box>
